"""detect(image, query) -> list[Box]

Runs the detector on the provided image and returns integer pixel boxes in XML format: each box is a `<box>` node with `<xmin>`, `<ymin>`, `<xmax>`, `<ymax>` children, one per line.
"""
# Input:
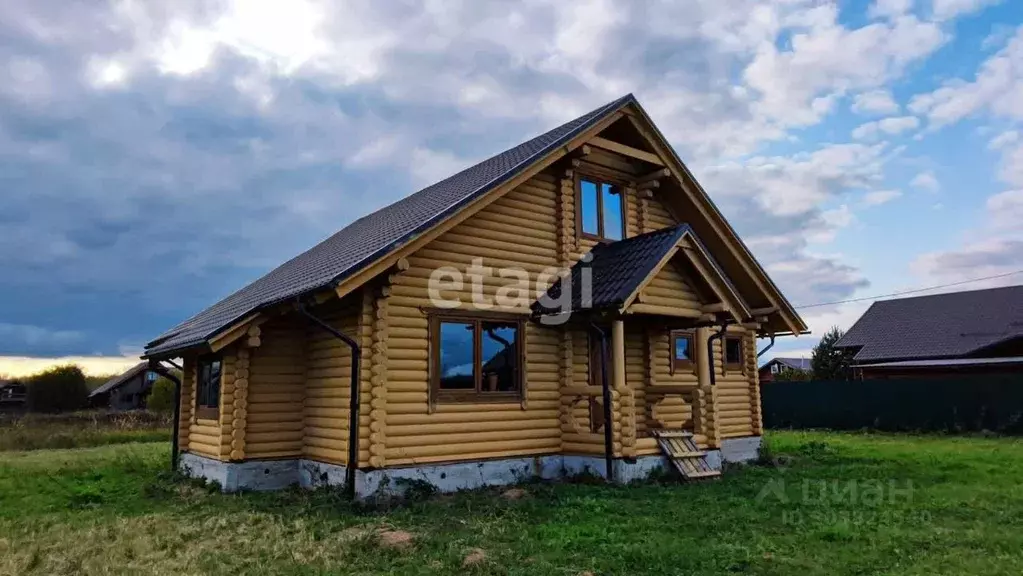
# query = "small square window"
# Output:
<box><xmin>670</xmin><ymin>331</ymin><xmax>694</xmax><ymax>375</ymax></box>
<box><xmin>578</xmin><ymin>177</ymin><xmax>625</xmax><ymax>242</ymax></box>
<box><xmin>770</xmin><ymin>363</ymin><xmax>780</xmax><ymax>374</ymax></box>
<box><xmin>724</xmin><ymin>337</ymin><xmax>743</xmax><ymax>368</ymax></box>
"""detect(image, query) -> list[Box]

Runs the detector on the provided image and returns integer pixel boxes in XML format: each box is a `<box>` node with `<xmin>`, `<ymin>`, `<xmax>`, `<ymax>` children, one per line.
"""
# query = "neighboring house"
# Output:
<box><xmin>837</xmin><ymin>285</ymin><xmax>1023</xmax><ymax>379</ymax></box>
<box><xmin>759</xmin><ymin>357</ymin><xmax>811</xmax><ymax>383</ymax></box>
<box><xmin>143</xmin><ymin>94</ymin><xmax>807</xmax><ymax>498</ymax></box>
<box><xmin>0</xmin><ymin>380</ymin><xmax>27</xmax><ymax>408</ymax></box>
<box><xmin>89</xmin><ymin>362</ymin><xmax>159</xmax><ymax>410</ymax></box>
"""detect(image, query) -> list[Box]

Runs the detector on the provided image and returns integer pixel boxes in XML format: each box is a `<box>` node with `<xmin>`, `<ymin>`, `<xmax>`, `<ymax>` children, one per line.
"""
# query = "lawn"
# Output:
<box><xmin>0</xmin><ymin>432</ymin><xmax>1021</xmax><ymax>575</ymax></box>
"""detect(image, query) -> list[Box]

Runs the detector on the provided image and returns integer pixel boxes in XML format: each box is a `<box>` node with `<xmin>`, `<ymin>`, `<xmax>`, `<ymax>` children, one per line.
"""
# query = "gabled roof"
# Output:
<box><xmin>530</xmin><ymin>223</ymin><xmax>747</xmax><ymax>319</ymax></box>
<box><xmin>146</xmin><ymin>93</ymin><xmax>807</xmax><ymax>358</ymax></box>
<box><xmin>145</xmin><ymin>96</ymin><xmax>634</xmax><ymax>357</ymax></box>
<box><xmin>765</xmin><ymin>357</ymin><xmax>811</xmax><ymax>371</ymax></box>
<box><xmin>532</xmin><ymin>225</ymin><xmax>690</xmax><ymax>317</ymax></box>
<box><xmin>89</xmin><ymin>362</ymin><xmax>150</xmax><ymax>397</ymax></box>
<box><xmin>836</xmin><ymin>285</ymin><xmax>1023</xmax><ymax>363</ymax></box>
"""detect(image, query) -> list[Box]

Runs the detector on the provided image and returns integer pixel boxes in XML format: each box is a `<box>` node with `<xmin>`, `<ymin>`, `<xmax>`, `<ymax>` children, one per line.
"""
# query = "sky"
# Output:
<box><xmin>1</xmin><ymin>0</ymin><xmax>1022</xmax><ymax>377</ymax></box>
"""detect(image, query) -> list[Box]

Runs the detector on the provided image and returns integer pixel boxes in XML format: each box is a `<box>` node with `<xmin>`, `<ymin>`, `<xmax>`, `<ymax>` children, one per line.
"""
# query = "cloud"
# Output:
<box><xmin>851</xmin><ymin>89</ymin><xmax>901</xmax><ymax>115</ymax></box>
<box><xmin>851</xmin><ymin>115</ymin><xmax>920</xmax><ymax>139</ymax></box>
<box><xmin>911</xmin><ymin>189</ymin><xmax>1023</xmax><ymax>282</ymax></box>
<box><xmin>870</xmin><ymin>0</ymin><xmax>914</xmax><ymax>19</ymax></box>
<box><xmin>909</xmin><ymin>25</ymin><xmax>1023</xmax><ymax>126</ymax></box>
<box><xmin>930</xmin><ymin>0</ymin><xmax>1004</xmax><ymax>21</ymax></box>
<box><xmin>0</xmin><ymin>323</ymin><xmax>84</xmax><ymax>355</ymax></box>
<box><xmin>988</xmin><ymin>129</ymin><xmax>1019</xmax><ymax>149</ymax></box>
<box><xmin>0</xmin><ymin>0</ymin><xmax>952</xmax><ymax>357</ymax></box>
<box><xmin>742</xmin><ymin>6</ymin><xmax>945</xmax><ymax>128</ymax></box>
<box><xmin>910</xmin><ymin>171</ymin><xmax>941</xmax><ymax>191</ymax></box>
<box><xmin>862</xmin><ymin>189</ymin><xmax>903</xmax><ymax>206</ymax></box>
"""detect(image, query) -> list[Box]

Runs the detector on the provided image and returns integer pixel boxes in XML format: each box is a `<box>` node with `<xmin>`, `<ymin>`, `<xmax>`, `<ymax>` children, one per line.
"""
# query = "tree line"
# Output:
<box><xmin>770</xmin><ymin>326</ymin><xmax>856</xmax><ymax>382</ymax></box>
<box><xmin>3</xmin><ymin>364</ymin><xmax>178</xmax><ymax>413</ymax></box>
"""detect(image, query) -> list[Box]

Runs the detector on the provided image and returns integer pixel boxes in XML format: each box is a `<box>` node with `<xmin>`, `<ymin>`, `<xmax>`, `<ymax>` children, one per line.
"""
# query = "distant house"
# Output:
<box><xmin>836</xmin><ymin>285</ymin><xmax>1023</xmax><ymax>379</ymax></box>
<box><xmin>0</xmin><ymin>380</ymin><xmax>27</xmax><ymax>409</ymax></box>
<box><xmin>759</xmin><ymin>357</ymin><xmax>811</xmax><ymax>383</ymax></box>
<box><xmin>89</xmin><ymin>362</ymin><xmax>159</xmax><ymax>410</ymax></box>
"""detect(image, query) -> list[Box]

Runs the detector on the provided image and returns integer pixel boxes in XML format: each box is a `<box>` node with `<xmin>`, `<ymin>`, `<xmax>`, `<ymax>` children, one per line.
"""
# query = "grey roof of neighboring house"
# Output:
<box><xmin>89</xmin><ymin>362</ymin><xmax>150</xmax><ymax>397</ymax></box>
<box><xmin>532</xmin><ymin>224</ymin><xmax>690</xmax><ymax>317</ymax></box>
<box><xmin>145</xmin><ymin>95</ymin><xmax>635</xmax><ymax>357</ymax></box>
<box><xmin>836</xmin><ymin>284</ymin><xmax>1023</xmax><ymax>363</ymax></box>
<box><xmin>857</xmin><ymin>357</ymin><xmax>1023</xmax><ymax>369</ymax></box>
<box><xmin>766</xmin><ymin>357</ymin><xmax>811</xmax><ymax>371</ymax></box>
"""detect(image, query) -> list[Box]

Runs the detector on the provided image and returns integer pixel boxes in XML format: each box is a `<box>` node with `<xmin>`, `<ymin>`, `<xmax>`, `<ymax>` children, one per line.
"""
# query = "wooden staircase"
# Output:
<box><xmin>652</xmin><ymin>430</ymin><xmax>720</xmax><ymax>480</ymax></box>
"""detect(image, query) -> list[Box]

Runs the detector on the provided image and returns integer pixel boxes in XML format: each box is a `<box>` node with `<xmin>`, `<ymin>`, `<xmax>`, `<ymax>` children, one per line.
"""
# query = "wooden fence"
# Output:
<box><xmin>761</xmin><ymin>376</ymin><xmax>1023</xmax><ymax>434</ymax></box>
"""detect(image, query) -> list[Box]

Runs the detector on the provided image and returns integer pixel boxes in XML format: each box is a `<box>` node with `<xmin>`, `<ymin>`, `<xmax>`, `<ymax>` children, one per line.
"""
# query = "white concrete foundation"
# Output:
<box><xmin>178</xmin><ymin>435</ymin><xmax>762</xmax><ymax>498</ymax></box>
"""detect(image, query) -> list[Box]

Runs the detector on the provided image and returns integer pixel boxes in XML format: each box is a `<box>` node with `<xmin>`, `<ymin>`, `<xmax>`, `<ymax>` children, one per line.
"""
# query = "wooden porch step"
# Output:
<box><xmin>652</xmin><ymin>429</ymin><xmax>720</xmax><ymax>481</ymax></box>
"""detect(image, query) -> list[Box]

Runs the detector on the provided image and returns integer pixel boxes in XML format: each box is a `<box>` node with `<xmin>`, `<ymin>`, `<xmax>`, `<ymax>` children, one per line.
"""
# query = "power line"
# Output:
<box><xmin>794</xmin><ymin>269</ymin><xmax>1023</xmax><ymax>310</ymax></box>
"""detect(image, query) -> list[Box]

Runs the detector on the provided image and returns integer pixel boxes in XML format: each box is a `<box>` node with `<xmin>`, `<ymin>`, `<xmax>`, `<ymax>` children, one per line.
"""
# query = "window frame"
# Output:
<box><xmin>429</xmin><ymin>311</ymin><xmax>525</xmax><ymax>404</ymax></box>
<box><xmin>723</xmin><ymin>336</ymin><xmax>745</xmax><ymax>373</ymax></box>
<box><xmin>669</xmin><ymin>330</ymin><xmax>695</xmax><ymax>376</ymax></box>
<box><xmin>576</xmin><ymin>174</ymin><xmax>627</xmax><ymax>242</ymax></box>
<box><xmin>195</xmin><ymin>354</ymin><xmax>222</xmax><ymax>421</ymax></box>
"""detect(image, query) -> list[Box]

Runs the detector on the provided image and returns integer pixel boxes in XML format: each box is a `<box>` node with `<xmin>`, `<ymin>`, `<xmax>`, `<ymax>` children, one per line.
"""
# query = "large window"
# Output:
<box><xmin>578</xmin><ymin>176</ymin><xmax>625</xmax><ymax>241</ymax></box>
<box><xmin>430</xmin><ymin>313</ymin><xmax>524</xmax><ymax>403</ymax></box>
<box><xmin>724</xmin><ymin>336</ymin><xmax>744</xmax><ymax>371</ymax></box>
<box><xmin>195</xmin><ymin>355</ymin><xmax>222</xmax><ymax>420</ymax></box>
<box><xmin>670</xmin><ymin>331</ymin><xmax>694</xmax><ymax>375</ymax></box>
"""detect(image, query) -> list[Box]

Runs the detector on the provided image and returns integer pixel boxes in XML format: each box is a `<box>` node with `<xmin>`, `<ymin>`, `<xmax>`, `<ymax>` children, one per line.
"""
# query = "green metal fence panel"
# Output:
<box><xmin>761</xmin><ymin>376</ymin><xmax>1023</xmax><ymax>433</ymax></box>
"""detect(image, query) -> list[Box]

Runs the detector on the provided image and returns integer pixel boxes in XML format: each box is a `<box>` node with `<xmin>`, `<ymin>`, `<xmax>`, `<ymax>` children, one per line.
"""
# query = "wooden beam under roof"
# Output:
<box><xmin>588</xmin><ymin>136</ymin><xmax>664</xmax><ymax>166</ymax></box>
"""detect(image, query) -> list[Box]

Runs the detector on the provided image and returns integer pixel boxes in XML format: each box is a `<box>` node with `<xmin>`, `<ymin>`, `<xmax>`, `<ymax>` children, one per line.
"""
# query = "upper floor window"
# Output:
<box><xmin>670</xmin><ymin>331</ymin><xmax>694</xmax><ymax>375</ymax></box>
<box><xmin>195</xmin><ymin>355</ymin><xmax>222</xmax><ymax>420</ymax></box>
<box><xmin>430</xmin><ymin>312</ymin><xmax>523</xmax><ymax>403</ymax></box>
<box><xmin>579</xmin><ymin>177</ymin><xmax>624</xmax><ymax>241</ymax></box>
<box><xmin>770</xmin><ymin>363</ymin><xmax>780</xmax><ymax>374</ymax></box>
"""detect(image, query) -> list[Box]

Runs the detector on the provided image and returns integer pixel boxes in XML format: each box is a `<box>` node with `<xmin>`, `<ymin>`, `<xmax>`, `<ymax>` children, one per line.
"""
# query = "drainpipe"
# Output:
<box><xmin>707</xmin><ymin>321</ymin><xmax>733</xmax><ymax>388</ymax></box>
<box><xmin>297</xmin><ymin>302</ymin><xmax>362</xmax><ymax>500</ymax></box>
<box><xmin>757</xmin><ymin>334</ymin><xmax>776</xmax><ymax>358</ymax></box>
<box><xmin>147</xmin><ymin>360</ymin><xmax>182</xmax><ymax>471</ymax></box>
<box><xmin>590</xmin><ymin>323</ymin><xmax>614</xmax><ymax>483</ymax></box>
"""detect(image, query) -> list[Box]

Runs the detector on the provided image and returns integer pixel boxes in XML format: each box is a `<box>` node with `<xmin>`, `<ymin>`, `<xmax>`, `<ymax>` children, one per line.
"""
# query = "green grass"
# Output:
<box><xmin>0</xmin><ymin>432</ymin><xmax>1021</xmax><ymax>575</ymax></box>
<box><xmin>0</xmin><ymin>410</ymin><xmax>172</xmax><ymax>452</ymax></box>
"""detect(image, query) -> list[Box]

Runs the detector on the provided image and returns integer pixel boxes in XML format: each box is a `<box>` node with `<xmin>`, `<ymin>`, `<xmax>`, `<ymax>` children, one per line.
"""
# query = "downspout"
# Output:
<box><xmin>147</xmin><ymin>360</ymin><xmax>182</xmax><ymax>471</ymax></box>
<box><xmin>707</xmin><ymin>320</ymin><xmax>733</xmax><ymax>388</ymax></box>
<box><xmin>297</xmin><ymin>302</ymin><xmax>362</xmax><ymax>500</ymax></box>
<box><xmin>757</xmin><ymin>334</ymin><xmax>776</xmax><ymax>358</ymax></box>
<box><xmin>590</xmin><ymin>323</ymin><xmax>614</xmax><ymax>483</ymax></box>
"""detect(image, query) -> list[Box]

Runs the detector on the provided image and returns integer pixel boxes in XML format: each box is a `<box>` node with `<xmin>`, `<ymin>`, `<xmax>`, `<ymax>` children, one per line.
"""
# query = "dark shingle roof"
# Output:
<box><xmin>770</xmin><ymin>357</ymin><xmax>811</xmax><ymax>371</ymax></box>
<box><xmin>532</xmin><ymin>225</ymin><xmax>690</xmax><ymax>317</ymax></box>
<box><xmin>89</xmin><ymin>362</ymin><xmax>150</xmax><ymax>397</ymax></box>
<box><xmin>836</xmin><ymin>285</ymin><xmax>1023</xmax><ymax>362</ymax></box>
<box><xmin>145</xmin><ymin>95</ymin><xmax>636</xmax><ymax>357</ymax></box>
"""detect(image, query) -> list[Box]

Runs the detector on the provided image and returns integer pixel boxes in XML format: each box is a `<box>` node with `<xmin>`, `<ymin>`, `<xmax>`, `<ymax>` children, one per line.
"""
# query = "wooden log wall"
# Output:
<box><xmin>386</xmin><ymin>173</ymin><xmax>563</xmax><ymax>466</ymax></box>
<box><xmin>711</xmin><ymin>327</ymin><xmax>758</xmax><ymax>439</ymax></box>
<box><xmin>216</xmin><ymin>349</ymin><xmax>237</xmax><ymax>460</ymax></box>
<box><xmin>302</xmin><ymin>295</ymin><xmax>362</xmax><ymax>466</ymax></box>
<box><xmin>177</xmin><ymin>355</ymin><xmax>195</xmax><ymax>455</ymax></box>
<box><xmin>245</xmin><ymin>315</ymin><xmax>305</xmax><ymax>459</ymax></box>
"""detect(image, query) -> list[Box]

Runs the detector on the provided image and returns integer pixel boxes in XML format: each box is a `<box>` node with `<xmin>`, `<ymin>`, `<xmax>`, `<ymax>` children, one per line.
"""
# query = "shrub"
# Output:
<box><xmin>26</xmin><ymin>365</ymin><xmax>89</xmax><ymax>413</ymax></box>
<box><xmin>147</xmin><ymin>377</ymin><xmax>177</xmax><ymax>413</ymax></box>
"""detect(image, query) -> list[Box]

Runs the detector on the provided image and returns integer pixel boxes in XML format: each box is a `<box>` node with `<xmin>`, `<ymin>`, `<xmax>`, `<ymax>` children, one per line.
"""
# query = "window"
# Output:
<box><xmin>431</xmin><ymin>313</ymin><xmax>523</xmax><ymax>402</ymax></box>
<box><xmin>195</xmin><ymin>355</ymin><xmax>222</xmax><ymax>420</ymax></box>
<box><xmin>578</xmin><ymin>177</ymin><xmax>625</xmax><ymax>241</ymax></box>
<box><xmin>724</xmin><ymin>337</ymin><xmax>744</xmax><ymax>370</ymax></box>
<box><xmin>770</xmin><ymin>363</ymin><xmax>780</xmax><ymax>374</ymax></box>
<box><xmin>146</xmin><ymin>371</ymin><xmax>157</xmax><ymax>382</ymax></box>
<box><xmin>670</xmin><ymin>331</ymin><xmax>694</xmax><ymax>375</ymax></box>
